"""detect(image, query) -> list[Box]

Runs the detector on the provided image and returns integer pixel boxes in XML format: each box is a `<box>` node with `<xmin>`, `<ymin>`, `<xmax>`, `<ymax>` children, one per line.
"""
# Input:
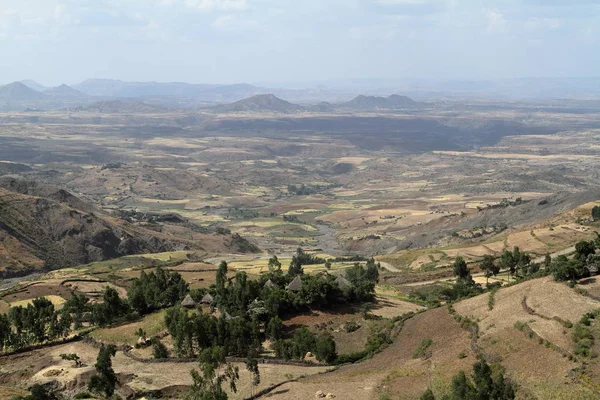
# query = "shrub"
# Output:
<box><xmin>315</xmin><ymin>334</ymin><xmax>337</xmax><ymax>364</ymax></box>
<box><xmin>412</xmin><ymin>338</ymin><xmax>433</xmax><ymax>359</ymax></box>
<box><xmin>152</xmin><ymin>340</ymin><xmax>169</xmax><ymax>359</ymax></box>
<box><xmin>366</xmin><ymin>331</ymin><xmax>392</xmax><ymax>354</ymax></box>
<box><xmin>335</xmin><ymin>350</ymin><xmax>368</xmax><ymax>365</ymax></box>
<box><xmin>344</xmin><ymin>320</ymin><xmax>361</xmax><ymax>333</ymax></box>
<box><xmin>514</xmin><ymin>321</ymin><xmax>528</xmax><ymax>332</ymax></box>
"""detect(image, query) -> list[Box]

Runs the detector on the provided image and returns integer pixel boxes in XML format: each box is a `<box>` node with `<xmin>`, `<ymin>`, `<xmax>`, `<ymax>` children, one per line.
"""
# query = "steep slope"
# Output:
<box><xmin>0</xmin><ymin>182</ymin><xmax>258</xmax><ymax>277</ymax></box>
<box><xmin>212</xmin><ymin>94</ymin><xmax>305</xmax><ymax>113</ymax></box>
<box><xmin>271</xmin><ymin>277</ymin><xmax>599</xmax><ymax>400</ymax></box>
<box><xmin>0</xmin><ymin>82</ymin><xmax>46</xmax><ymax>101</ymax></box>
<box><xmin>0</xmin><ymin>176</ymin><xmax>98</xmax><ymax>214</ymax></box>
<box><xmin>20</xmin><ymin>80</ymin><xmax>47</xmax><ymax>92</ymax></box>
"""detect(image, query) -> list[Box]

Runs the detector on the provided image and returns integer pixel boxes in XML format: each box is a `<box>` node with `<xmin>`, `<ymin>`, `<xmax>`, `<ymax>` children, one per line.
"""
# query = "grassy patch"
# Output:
<box><xmin>412</xmin><ymin>338</ymin><xmax>433</xmax><ymax>359</ymax></box>
<box><xmin>89</xmin><ymin>309</ymin><xmax>167</xmax><ymax>346</ymax></box>
<box><xmin>488</xmin><ymin>288</ymin><xmax>498</xmax><ymax>311</ymax></box>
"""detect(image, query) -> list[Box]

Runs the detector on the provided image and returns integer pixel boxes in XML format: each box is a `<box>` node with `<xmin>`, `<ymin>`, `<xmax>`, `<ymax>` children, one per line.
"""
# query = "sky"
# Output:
<box><xmin>0</xmin><ymin>0</ymin><xmax>599</xmax><ymax>86</ymax></box>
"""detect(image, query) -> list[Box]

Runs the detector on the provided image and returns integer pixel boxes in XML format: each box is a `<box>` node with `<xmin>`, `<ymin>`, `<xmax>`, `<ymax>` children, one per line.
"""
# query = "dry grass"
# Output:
<box><xmin>10</xmin><ymin>295</ymin><xmax>66</xmax><ymax>309</ymax></box>
<box><xmin>89</xmin><ymin>310</ymin><xmax>167</xmax><ymax>346</ymax></box>
<box><xmin>455</xmin><ymin>276</ymin><xmax>600</xmax><ymax>351</ymax></box>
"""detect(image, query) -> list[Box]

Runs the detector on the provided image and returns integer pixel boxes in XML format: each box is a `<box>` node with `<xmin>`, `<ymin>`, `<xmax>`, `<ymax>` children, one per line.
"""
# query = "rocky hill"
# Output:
<box><xmin>339</xmin><ymin>94</ymin><xmax>420</xmax><ymax>110</ymax></box>
<box><xmin>0</xmin><ymin>181</ymin><xmax>258</xmax><ymax>277</ymax></box>
<box><xmin>44</xmin><ymin>84</ymin><xmax>88</xmax><ymax>98</ymax></box>
<box><xmin>0</xmin><ymin>82</ymin><xmax>47</xmax><ymax>101</ymax></box>
<box><xmin>212</xmin><ymin>94</ymin><xmax>304</xmax><ymax>113</ymax></box>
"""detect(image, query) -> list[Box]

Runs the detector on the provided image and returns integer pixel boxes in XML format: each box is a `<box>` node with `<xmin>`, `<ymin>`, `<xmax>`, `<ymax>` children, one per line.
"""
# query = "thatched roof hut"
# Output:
<box><xmin>287</xmin><ymin>275</ymin><xmax>302</xmax><ymax>292</ymax></box>
<box><xmin>200</xmin><ymin>293</ymin><xmax>214</xmax><ymax>304</ymax></box>
<box><xmin>181</xmin><ymin>294</ymin><xmax>196</xmax><ymax>308</ymax></box>
<box><xmin>335</xmin><ymin>276</ymin><xmax>351</xmax><ymax>289</ymax></box>
<box><xmin>264</xmin><ymin>279</ymin><xmax>276</xmax><ymax>289</ymax></box>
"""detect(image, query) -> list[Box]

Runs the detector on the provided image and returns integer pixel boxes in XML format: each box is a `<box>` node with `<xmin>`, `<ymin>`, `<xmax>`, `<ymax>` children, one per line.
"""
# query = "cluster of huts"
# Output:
<box><xmin>180</xmin><ymin>274</ymin><xmax>352</xmax><ymax>309</ymax></box>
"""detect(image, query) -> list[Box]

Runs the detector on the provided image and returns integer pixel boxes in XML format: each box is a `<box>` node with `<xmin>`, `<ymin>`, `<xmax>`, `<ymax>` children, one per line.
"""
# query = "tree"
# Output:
<box><xmin>186</xmin><ymin>346</ymin><xmax>239</xmax><ymax>400</ymax></box>
<box><xmin>592</xmin><ymin>205</ymin><xmax>600</xmax><ymax>221</ymax></box>
<box><xmin>444</xmin><ymin>360</ymin><xmax>516</xmax><ymax>400</ymax></box>
<box><xmin>127</xmin><ymin>267</ymin><xmax>188</xmax><ymax>315</ymax></box>
<box><xmin>153</xmin><ymin>340</ymin><xmax>169</xmax><ymax>359</ymax></box>
<box><xmin>245</xmin><ymin>348</ymin><xmax>260</xmax><ymax>397</ymax></box>
<box><xmin>480</xmin><ymin>255</ymin><xmax>498</xmax><ymax>285</ymax></box>
<box><xmin>62</xmin><ymin>293</ymin><xmax>89</xmax><ymax>329</ymax></box>
<box><xmin>365</xmin><ymin>258</ymin><xmax>380</xmax><ymax>283</ymax></box>
<box><xmin>293</xmin><ymin>327</ymin><xmax>316</xmax><ymax>359</ymax></box>
<box><xmin>0</xmin><ymin>313</ymin><xmax>11</xmax><ymax>351</ymax></box>
<box><xmin>288</xmin><ymin>258</ymin><xmax>304</xmax><ymax>277</ymax></box>
<box><xmin>268</xmin><ymin>256</ymin><xmax>282</xmax><ymax>273</ymax></box>
<box><xmin>450</xmin><ymin>370</ymin><xmax>476</xmax><ymax>400</ymax></box>
<box><xmin>315</xmin><ymin>334</ymin><xmax>337</xmax><ymax>364</ymax></box>
<box><xmin>60</xmin><ymin>353</ymin><xmax>82</xmax><ymax>368</ymax></box>
<box><xmin>472</xmin><ymin>359</ymin><xmax>493</xmax><ymax>399</ymax></box>
<box><xmin>266</xmin><ymin>316</ymin><xmax>283</xmax><ymax>341</ymax></box>
<box><xmin>88</xmin><ymin>344</ymin><xmax>118</xmax><ymax>398</ymax></box>
<box><xmin>24</xmin><ymin>384</ymin><xmax>57</xmax><ymax>400</ymax></box>
<box><xmin>575</xmin><ymin>240</ymin><xmax>596</xmax><ymax>261</ymax></box>
<box><xmin>499</xmin><ymin>250</ymin><xmax>516</xmax><ymax>281</ymax></box>
<box><xmin>453</xmin><ymin>257</ymin><xmax>470</xmax><ymax>280</ymax></box>
<box><xmin>216</xmin><ymin>261</ymin><xmax>229</xmax><ymax>302</ymax></box>
<box><xmin>91</xmin><ymin>287</ymin><xmax>129</xmax><ymax>326</ymax></box>
<box><xmin>420</xmin><ymin>388</ymin><xmax>436</xmax><ymax>400</ymax></box>
<box><xmin>544</xmin><ymin>253</ymin><xmax>552</xmax><ymax>269</ymax></box>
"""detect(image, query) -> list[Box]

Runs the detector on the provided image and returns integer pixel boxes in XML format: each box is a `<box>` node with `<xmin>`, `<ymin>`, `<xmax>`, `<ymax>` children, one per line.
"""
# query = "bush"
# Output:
<box><xmin>412</xmin><ymin>338</ymin><xmax>433</xmax><ymax>359</ymax></box>
<box><xmin>514</xmin><ymin>321</ymin><xmax>528</xmax><ymax>332</ymax></box>
<box><xmin>335</xmin><ymin>350</ymin><xmax>369</xmax><ymax>365</ymax></box>
<box><xmin>152</xmin><ymin>340</ymin><xmax>169</xmax><ymax>359</ymax></box>
<box><xmin>315</xmin><ymin>334</ymin><xmax>337</xmax><ymax>364</ymax></box>
<box><xmin>365</xmin><ymin>331</ymin><xmax>392</xmax><ymax>354</ymax></box>
<box><xmin>344</xmin><ymin>320</ymin><xmax>361</xmax><ymax>333</ymax></box>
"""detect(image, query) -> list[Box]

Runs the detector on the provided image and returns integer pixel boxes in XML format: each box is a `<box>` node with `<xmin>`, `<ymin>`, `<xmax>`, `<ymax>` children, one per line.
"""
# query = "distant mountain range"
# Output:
<box><xmin>0</xmin><ymin>78</ymin><xmax>425</xmax><ymax>113</ymax></box>
<box><xmin>207</xmin><ymin>93</ymin><xmax>424</xmax><ymax>113</ymax></box>
<box><xmin>2</xmin><ymin>77</ymin><xmax>600</xmax><ymax>112</ymax></box>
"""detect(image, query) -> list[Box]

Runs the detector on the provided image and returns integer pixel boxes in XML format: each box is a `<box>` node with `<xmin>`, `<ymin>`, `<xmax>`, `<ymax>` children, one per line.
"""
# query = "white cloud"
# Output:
<box><xmin>375</xmin><ymin>0</ymin><xmax>427</xmax><ymax>4</ymax></box>
<box><xmin>486</xmin><ymin>8</ymin><xmax>507</xmax><ymax>33</ymax></box>
<box><xmin>185</xmin><ymin>0</ymin><xmax>247</xmax><ymax>11</ymax></box>
<box><xmin>211</xmin><ymin>14</ymin><xmax>257</xmax><ymax>30</ymax></box>
<box><xmin>525</xmin><ymin>17</ymin><xmax>562</xmax><ymax>30</ymax></box>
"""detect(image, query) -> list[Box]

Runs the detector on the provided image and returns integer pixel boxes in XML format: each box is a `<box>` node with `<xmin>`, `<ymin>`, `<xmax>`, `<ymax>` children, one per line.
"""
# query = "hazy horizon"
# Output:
<box><xmin>1</xmin><ymin>0</ymin><xmax>599</xmax><ymax>87</ymax></box>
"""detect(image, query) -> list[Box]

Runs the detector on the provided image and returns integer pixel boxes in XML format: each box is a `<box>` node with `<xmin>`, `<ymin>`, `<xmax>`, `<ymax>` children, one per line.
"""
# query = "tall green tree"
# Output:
<box><xmin>480</xmin><ymin>255</ymin><xmax>498</xmax><ymax>285</ymax></box>
<box><xmin>268</xmin><ymin>255</ymin><xmax>282</xmax><ymax>273</ymax></box>
<box><xmin>186</xmin><ymin>346</ymin><xmax>239</xmax><ymax>400</ymax></box>
<box><xmin>88</xmin><ymin>344</ymin><xmax>118</xmax><ymax>398</ymax></box>
<box><xmin>453</xmin><ymin>257</ymin><xmax>470</xmax><ymax>280</ymax></box>
<box><xmin>315</xmin><ymin>334</ymin><xmax>337</xmax><ymax>364</ymax></box>
<box><xmin>450</xmin><ymin>370</ymin><xmax>476</xmax><ymax>400</ymax></box>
